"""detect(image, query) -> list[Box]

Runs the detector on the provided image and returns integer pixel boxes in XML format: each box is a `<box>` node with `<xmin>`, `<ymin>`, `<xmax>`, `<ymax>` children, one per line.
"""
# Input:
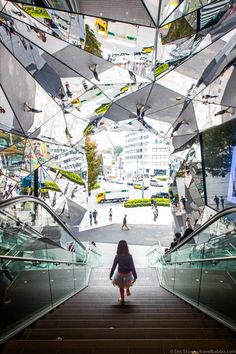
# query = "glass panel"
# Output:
<box><xmin>73</xmin><ymin>264</ymin><xmax>89</xmax><ymax>291</ymax></box>
<box><xmin>48</xmin><ymin>258</ymin><xmax>75</xmax><ymax>304</ymax></box>
<box><xmin>203</xmin><ymin>213</ymin><xmax>236</xmax><ymax>259</ymax></box>
<box><xmin>0</xmin><ymin>259</ymin><xmax>52</xmax><ymax>340</ymax></box>
<box><xmin>1</xmin><ymin>200</ymin><xmax>86</xmax><ymax>262</ymax></box>
<box><xmin>161</xmin><ymin>251</ymin><xmax>176</xmax><ymax>291</ymax></box>
<box><xmin>174</xmin><ymin>261</ymin><xmax>201</xmax><ymax>305</ymax></box>
<box><xmin>199</xmin><ymin>259</ymin><xmax>236</xmax><ymax>328</ymax></box>
<box><xmin>202</xmin><ymin>119</ymin><xmax>236</xmax><ymax>211</ymax></box>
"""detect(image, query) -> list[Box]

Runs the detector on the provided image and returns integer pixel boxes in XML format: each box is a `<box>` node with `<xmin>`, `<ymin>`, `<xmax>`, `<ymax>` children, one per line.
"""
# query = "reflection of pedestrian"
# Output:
<box><xmin>0</xmin><ymin>106</ymin><xmax>5</xmax><ymax>113</ymax></box>
<box><xmin>82</xmin><ymin>80</ymin><xmax>88</xmax><ymax>91</ymax></box>
<box><xmin>89</xmin><ymin>64</ymin><xmax>100</xmax><ymax>81</ymax></box>
<box><xmin>121</xmin><ymin>215</ymin><xmax>129</xmax><ymax>230</ymax></box>
<box><xmin>180</xmin><ymin>196</ymin><xmax>186</xmax><ymax>210</ymax></box>
<box><xmin>186</xmin><ymin>217</ymin><xmax>192</xmax><ymax>229</ymax></box>
<box><xmin>0</xmin><ymin>266</ymin><xmax>13</xmax><ymax>305</ymax></box>
<box><xmin>214</xmin><ymin>195</ymin><xmax>220</xmax><ymax>210</ymax></box>
<box><xmin>65</xmin><ymin>83</ymin><xmax>73</xmax><ymax>98</ymax></box>
<box><xmin>220</xmin><ymin>196</ymin><xmax>224</xmax><ymax>209</ymax></box>
<box><xmin>89</xmin><ymin>211</ymin><xmax>93</xmax><ymax>226</ymax></box>
<box><xmin>109</xmin><ymin>208</ymin><xmax>112</xmax><ymax>221</ymax></box>
<box><xmin>92</xmin><ymin>209</ymin><xmax>98</xmax><ymax>224</ymax></box>
<box><xmin>24</xmin><ymin>102</ymin><xmax>42</xmax><ymax>113</ymax></box>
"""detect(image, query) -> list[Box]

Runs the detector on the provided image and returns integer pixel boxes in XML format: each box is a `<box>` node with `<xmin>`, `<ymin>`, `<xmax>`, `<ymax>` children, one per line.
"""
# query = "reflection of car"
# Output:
<box><xmin>134</xmin><ymin>183</ymin><xmax>149</xmax><ymax>190</ymax></box>
<box><xmin>142</xmin><ymin>46</ymin><xmax>154</xmax><ymax>53</ymax></box>
<box><xmin>150</xmin><ymin>179</ymin><xmax>164</xmax><ymax>187</ymax></box>
<box><xmin>151</xmin><ymin>192</ymin><xmax>169</xmax><ymax>198</ymax></box>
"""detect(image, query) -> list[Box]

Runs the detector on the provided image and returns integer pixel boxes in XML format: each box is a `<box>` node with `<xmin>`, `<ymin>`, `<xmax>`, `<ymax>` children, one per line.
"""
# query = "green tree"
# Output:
<box><xmin>84</xmin><ymin>136</ymin><xmax>102</xmax><ymax>191</ymax></box>
<box><xmin>85</xmin><ymin>24</ymin><xmax>102</xmax><ymax>58</ymax></box>
<box><xmin>114</xmin><ymin>146</ymin><xmax>123</xmax><ymax>157</ymax></box>
<box><xmin>203</xmin><ymin>121</ymin><xmax>236</xmax><ymax>176</ymax></box>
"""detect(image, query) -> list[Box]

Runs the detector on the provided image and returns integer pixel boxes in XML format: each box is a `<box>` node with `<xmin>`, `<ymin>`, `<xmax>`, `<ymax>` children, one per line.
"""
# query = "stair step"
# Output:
<box><xmin>35</xmin><ymin>319</ymin><xmax>216</xmax><ymax>328</ymax></box>
<box><xmin>45</xmin><ymin>312</ymin><xmax>205</xmax><ymax>320</ymax></box>
<box><xmin>22</xmin><ymin>327</ymin><xmax>232</xmax><ymax>340</ymax></box>
<box><xmin>3</xmin><ymin>338</ymin><xmax>236</xmax><ymax>354</ymax></box>
<box><xmin>53</xmin><ymin>307</ymin><xmax>199</xmax><ymax>314</ymax></box>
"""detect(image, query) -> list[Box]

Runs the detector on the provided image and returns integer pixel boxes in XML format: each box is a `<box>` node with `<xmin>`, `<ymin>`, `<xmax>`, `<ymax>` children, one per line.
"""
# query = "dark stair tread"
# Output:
<box><xmin>45</xmin><ymin>312</ymin><xmax>205</xmax><ymax>320</ymax></box>
<box><xmin>35</xmin><ymin>318</ymin><xmax>216</xmax><ymax>329</ymax></box>
<box><xmin>3</xmin><ymin>338</ymin><xmax>236</xmax><ymax>352</ymax></box>
<box><xmin>22</xmin><ymin>327</ymin><xmax>232</xmax><ymax>340</ymax></box>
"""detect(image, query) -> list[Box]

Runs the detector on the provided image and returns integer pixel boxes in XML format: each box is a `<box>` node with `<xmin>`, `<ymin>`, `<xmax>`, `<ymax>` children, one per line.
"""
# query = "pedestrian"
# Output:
<box><xmin>110</xmin><ymin>240</ymin><xmax>137</xmax><ymax>305</ymax></box>
<box><xmin>92</xmin><ymin>209</ymin><xmax>98</xmax><ymax>224</ymax></box>
<box><xmin>186</xmin><ymin>217</ymin><xmax>192</xmax><ymax>229</ymax></box>
<box><xmin>65</xmin><ymin>83</ymin><xmax>73</xmax><ymax>98</ymax></box>
<box><xmin>214</xmin><ymin>195</ymin><xmax>220</xmax><ymax>210</ymax></box>
<box><xmin>121</xmin><ymin>215</ymin><xmax>129</xmax><ymax>230</ymax></box>
<box><xmin>220</xmin><ymin>196</ymin><xmax>224</xmax><ymax>209</ymax></box>
<box><xmin>153</xmin><ymin>207</ymin><xmax>158</xmax><ymax>221</ymax></box>
<box><xmin>82</xmin><ymin>79</ymin><xmax>88</xmax><ymax>91</ymax></box>
<box><xmin>0</xmin><ymin>106</ymin><xmax>5</xmax><ymax>113</ymax></box>
<box><xmin>89</xmin><ymin>64</ymin><xmax>100</xmax><ymax>81</ymax></box>
<box><xmin>23</xmin><ymin>102</ymin><xmax>42</xmax><ymax>113</ymax></box>
<box><xmin>89</xmin><ymin>211</ymin><xmax>93</xmax><ymax>226</ymax></box>
<box><xmin>109</xmin><ymin>208</ymin><xmax>112</xmax><ymax>221</ymax></box>
<box><xmin>151</xmin><ymin>198</ymin><xmax>155</xmax><ymax>209</ymax></box>
<box><xmin>180</xmin><ymin>196</ymin><xmax>186</xmax><ymax>210</ymax></box>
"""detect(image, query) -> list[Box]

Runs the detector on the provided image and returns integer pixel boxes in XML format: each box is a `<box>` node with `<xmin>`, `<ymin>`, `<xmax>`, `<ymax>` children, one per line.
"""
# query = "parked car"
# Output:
<box><xmin>151</xmin><ymin>192</ymin><xmax>169</xmax><ymax>199</ymax></box>
<box><xmin>150</xmin><ymin>179</ymin><xmax>164</xmax><ymax>187</ymax></box>
<box><xmin>133</xmin><ymin>183</ymin><xmax>149</xmax><ymax>190</ymax></box>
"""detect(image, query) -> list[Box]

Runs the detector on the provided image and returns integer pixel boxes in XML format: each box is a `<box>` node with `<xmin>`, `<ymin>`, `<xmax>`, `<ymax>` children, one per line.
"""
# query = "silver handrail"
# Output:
<box><xmin>0</xmin><ymin>255</ymin><xmax>84</xmax><ymax>265</ymax></box>
<box><xmin>163</xmin><ymin>255</ymin><xmax>236</xmax><ymax>264</ymax></box>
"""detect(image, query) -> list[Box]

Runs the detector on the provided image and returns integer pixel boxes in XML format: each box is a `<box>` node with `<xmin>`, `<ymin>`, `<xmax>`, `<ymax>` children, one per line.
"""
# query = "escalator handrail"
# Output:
<box><xmin>162</xmin><ymin>255</ymin><xmax>236</xmax><ymax>264</ymax></box>
<box><xmin>0</xmin><ymin>254</ymin><xmax>85</xmax><ymax>265</ymax></box>
<box><xmin>0</xmin><ymin>196</ymin><xmax>86</xmax><ymax>250</ymax></box>
<box><xmin>166</xmin><ymin>206</ymin><xmax>236</xmax><ymax>255</ymax></box>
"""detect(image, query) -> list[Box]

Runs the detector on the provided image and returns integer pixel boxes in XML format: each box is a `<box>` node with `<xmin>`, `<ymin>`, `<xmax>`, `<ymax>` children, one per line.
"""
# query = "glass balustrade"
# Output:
<box><xmin>0</xmin><ymin>197</ymin><xmax>102</xmax><ymax>344</ymax></box>
<box><xmin>149</xmin><ymin>209</ymin><xmax>236</xmax><ymax>331</ymax></box>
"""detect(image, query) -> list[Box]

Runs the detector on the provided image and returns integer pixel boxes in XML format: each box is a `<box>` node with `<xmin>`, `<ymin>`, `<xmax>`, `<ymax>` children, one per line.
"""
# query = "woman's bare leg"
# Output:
<box><xmin>119</xmin><ymin>288</ymin><xmax>124</xmax><ymax>304</ymax></box>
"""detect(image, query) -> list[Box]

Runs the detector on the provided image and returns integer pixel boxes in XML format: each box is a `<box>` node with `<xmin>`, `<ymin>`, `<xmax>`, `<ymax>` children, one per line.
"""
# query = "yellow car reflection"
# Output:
<box><xmin>133</xmin><ymin>183</ymin><xmax>149</xmax><ymax>190</ymax></box>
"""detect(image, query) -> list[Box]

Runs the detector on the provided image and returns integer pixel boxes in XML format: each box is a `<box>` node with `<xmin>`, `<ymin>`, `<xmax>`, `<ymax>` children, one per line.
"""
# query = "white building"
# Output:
<box><xmin>123</xmin><ymin>131</ymin><xmax>170</xmax><ymax>179</ymax></box>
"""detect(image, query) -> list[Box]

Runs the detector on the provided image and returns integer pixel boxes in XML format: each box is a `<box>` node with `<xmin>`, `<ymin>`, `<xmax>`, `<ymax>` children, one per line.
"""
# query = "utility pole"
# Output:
<box><xmin>142</xmin><ymin>146</ymin><xmax>145</xmax><ymax>199</ymax></box>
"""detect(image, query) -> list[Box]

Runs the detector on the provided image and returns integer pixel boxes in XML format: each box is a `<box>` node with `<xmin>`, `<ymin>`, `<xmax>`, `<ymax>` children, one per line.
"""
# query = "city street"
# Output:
<box><xmin>78</xmin><ymin>180</ymin><xmax>173</xmax><ymax>250</ymax></box>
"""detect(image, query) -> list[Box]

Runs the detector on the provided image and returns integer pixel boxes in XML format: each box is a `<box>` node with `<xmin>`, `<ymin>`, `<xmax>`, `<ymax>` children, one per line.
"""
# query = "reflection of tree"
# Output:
<box><xmin>85</xmin><ymin>24</ymin><xmax>102</xmax><ymax>58</ymax></box>
<box><xmin>161</xmin><ymin>17</ymin><xmax>196</xmax><ymax>45</ymax></box>
<box><xmin>84</xmin><ymin>136</ymin><xmax>102</xmax><ymax>191</ymax></box>
<box><xmin>114</xmin><ymin>146</ymin><xmax>123</xmax><ymax>157</ymax></box>
<box><xmin>203</xmin><ymin>121</ymin><xmax>236</xmax><ymax>176</ymax></box>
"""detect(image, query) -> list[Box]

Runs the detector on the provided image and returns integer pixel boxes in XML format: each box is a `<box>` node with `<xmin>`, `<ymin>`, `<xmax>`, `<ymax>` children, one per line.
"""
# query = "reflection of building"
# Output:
<box><xmin>123</xmin><ymin>132</ymin><xmax>170</xmax><ymax>178</ymax></box>
<box><xmin>100</xmin><ymin>151</ymin><xmax>113</xmax><ymax>176</ymax></box>
<box><xmin>50</xmin><ymin>145</ymin><xmax>87</xmax><ymax>175</ymax></box>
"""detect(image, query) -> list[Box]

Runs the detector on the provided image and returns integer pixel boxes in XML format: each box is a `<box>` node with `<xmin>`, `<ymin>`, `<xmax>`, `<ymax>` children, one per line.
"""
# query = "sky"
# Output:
<box><xmin>92</xmin><ymin>131</ymin><xmax>126</xmax><ymax>151</ymax></box>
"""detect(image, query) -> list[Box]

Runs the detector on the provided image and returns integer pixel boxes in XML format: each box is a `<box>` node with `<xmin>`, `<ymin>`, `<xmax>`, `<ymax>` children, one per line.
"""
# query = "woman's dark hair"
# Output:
<box><xmin>117</xmin><ymin>240</ymin><xmax>129</xmax><ymax>256</ymax></box>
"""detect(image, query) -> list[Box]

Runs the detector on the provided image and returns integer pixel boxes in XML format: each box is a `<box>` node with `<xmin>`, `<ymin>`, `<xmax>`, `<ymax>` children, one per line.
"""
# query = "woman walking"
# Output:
<box><xmin>110</xmin><ymin>240</ymin><xmax>137</xmax><ymax>305</ymax></box>
<box><xmin>109</xmin><ymin>208</ymin><xmax>112</xmax><ymax>221</ymax></box>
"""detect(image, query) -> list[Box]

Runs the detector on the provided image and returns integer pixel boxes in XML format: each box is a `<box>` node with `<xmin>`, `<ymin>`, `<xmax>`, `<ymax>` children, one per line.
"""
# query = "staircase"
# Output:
<box><xmin>2</xmin><ymin>268</ymin><xmax>236</xmax><ymax>353</ymax></box>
